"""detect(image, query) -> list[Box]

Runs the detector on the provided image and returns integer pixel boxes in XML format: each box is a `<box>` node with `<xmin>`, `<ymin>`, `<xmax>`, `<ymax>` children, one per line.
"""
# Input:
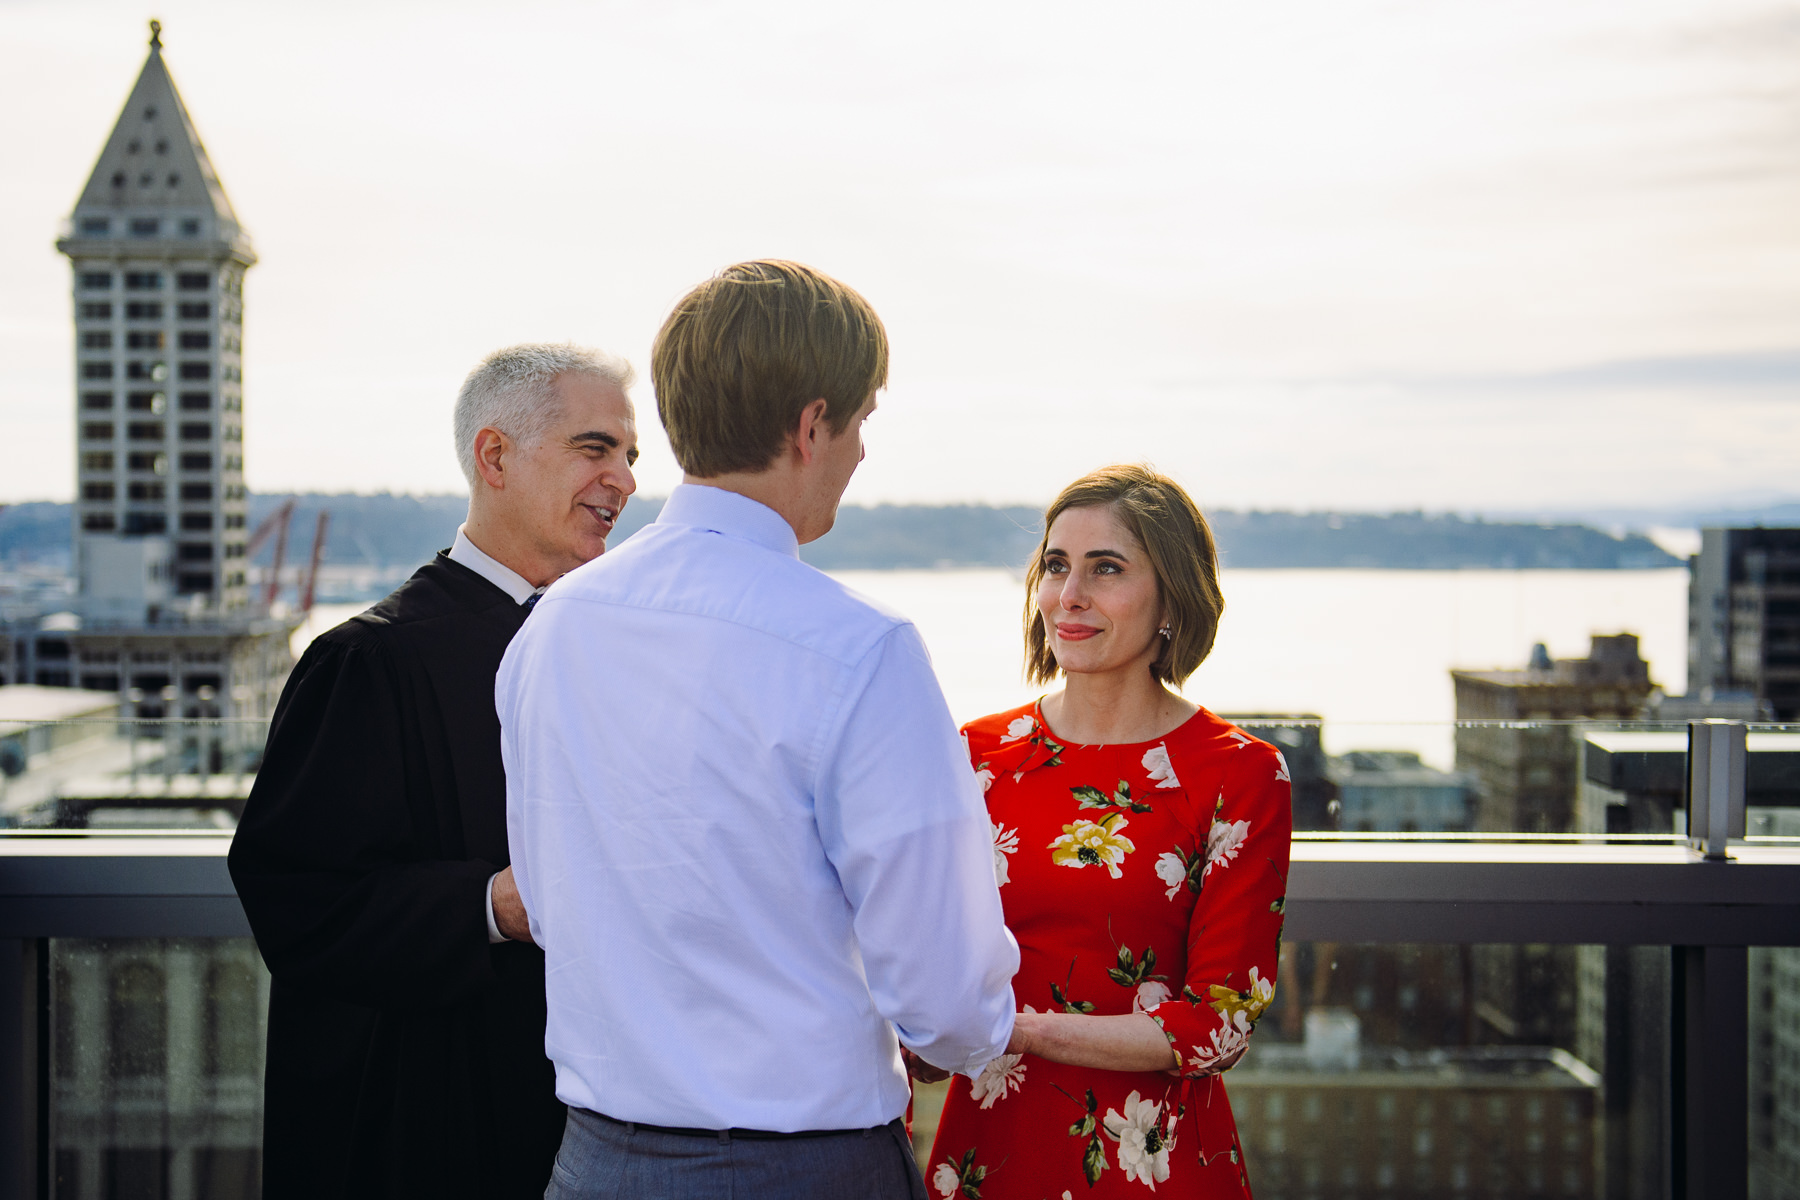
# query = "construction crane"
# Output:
<box><xmin>299</xmin><ymin>511</ymin><xmax>331</xmax><ymax>613</ymax></box>
<box><xmin>247</xmin><ymin>498</ymin><xmax>296</xmax><ymax>610</ymax></box>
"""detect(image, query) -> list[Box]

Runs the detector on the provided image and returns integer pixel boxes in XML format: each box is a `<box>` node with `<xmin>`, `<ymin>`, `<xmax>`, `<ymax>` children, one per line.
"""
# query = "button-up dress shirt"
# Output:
<box><xmin>498</xmin><ymin>484</ymin><xmax>1019</xmax><ymax>1132</ymax></box>
<box><xmin>447</xmin><ymin>524</ymin><xmax>543</xmax><ymax>945</ymax></box>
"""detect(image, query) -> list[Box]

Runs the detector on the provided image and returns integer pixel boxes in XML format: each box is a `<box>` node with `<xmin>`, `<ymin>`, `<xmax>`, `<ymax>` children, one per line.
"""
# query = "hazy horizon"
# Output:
<box><xmin>4</xmin><ymin>0</ymin><xmax>1796</xmax><ymax>510</ymax></box>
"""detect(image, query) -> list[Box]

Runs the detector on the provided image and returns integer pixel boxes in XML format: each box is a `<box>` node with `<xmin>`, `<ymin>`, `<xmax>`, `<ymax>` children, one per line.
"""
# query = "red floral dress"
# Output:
<box><xmin>928</xmin><ymin>702</ymin><xmax>1292</xmax><ymax>1199</ymax></box>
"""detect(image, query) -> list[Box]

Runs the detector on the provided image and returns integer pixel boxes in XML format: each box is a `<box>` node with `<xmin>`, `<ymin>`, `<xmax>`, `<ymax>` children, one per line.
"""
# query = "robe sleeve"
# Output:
<box><xmin>1143</xmin><ymin>737</ymin><xmax>1292</xmax><ymax>1077</ymax></box>
<box><xmin>228</xmin><ymin>633</ymin><xmax>496</xmax><ymax>1010</ymax></box>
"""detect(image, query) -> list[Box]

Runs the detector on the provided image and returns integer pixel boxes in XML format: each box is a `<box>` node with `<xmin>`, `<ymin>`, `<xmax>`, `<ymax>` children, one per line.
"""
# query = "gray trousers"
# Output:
<box><xmin>544</xmin><ymin>1107</ymin><xmax>928</xmax><ymax>1200</ymax></box>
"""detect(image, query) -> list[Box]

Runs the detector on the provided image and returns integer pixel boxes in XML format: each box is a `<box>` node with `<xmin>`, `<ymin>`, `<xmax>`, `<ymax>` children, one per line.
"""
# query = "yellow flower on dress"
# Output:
<box><xmin>1207</xmin><ymin>966</ymin><xmax>1276</xmax><ymax>1030</ymax></box>
<box><xmin>1048</xmin><ymin>814</ymin><xmax>1136</xmax><ymax>878</ymax></box>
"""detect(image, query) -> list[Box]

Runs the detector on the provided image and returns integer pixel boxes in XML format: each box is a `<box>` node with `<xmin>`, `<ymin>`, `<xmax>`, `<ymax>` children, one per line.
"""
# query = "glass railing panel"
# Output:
<box><xmin>3</xmin><ymin>716</ymin><xmax>1795</xmax><ymax>840</ymax></box>
<box><xmin>1749</xmin><ymin>946</ymin><xmax>1800</xmax><ymax>1200</ymax></box>
<box><xmin>0</xmin><ymin>720</ymin><xmax>268</xmax><ymax>831</ymax></box>
<box><xmin>48</xmin><ymin>937</ymin><xmax>268</xmax><ymax>1200</ymax></box>
<box><xmin>1235</xmin><ymin>941</ymin><xmax>1669</xmax><ymax>1200</ymax></box>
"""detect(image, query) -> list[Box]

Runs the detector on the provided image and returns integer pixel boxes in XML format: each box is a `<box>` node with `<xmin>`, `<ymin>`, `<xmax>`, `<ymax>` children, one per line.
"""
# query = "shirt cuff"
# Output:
<box><xmin>485</xmin><ymin>871</ymin><xmax>508</xmax><ymax>944</ymax></box>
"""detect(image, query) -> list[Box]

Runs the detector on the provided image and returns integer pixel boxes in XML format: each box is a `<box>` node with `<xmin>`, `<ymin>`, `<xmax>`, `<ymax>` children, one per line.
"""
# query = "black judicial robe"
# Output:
<box><xmin>228</xmin><ymin>555</ymin><xmax>564</xmax><ymax>1200</ymax></box>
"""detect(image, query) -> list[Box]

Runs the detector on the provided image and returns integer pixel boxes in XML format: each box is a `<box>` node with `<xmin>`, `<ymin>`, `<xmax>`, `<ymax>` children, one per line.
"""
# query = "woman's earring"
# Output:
<box><xmin>1159</xmin><ymin>625</ymin><xmax>1172</xmax><ymax>639</ymax></box>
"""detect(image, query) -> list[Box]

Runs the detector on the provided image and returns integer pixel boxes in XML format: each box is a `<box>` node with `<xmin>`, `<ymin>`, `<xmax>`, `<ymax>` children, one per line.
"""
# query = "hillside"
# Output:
<box><xmin>0</xmin><ymin>495</ymin><xmax>1683</xmax><ymax>573</ymax></box>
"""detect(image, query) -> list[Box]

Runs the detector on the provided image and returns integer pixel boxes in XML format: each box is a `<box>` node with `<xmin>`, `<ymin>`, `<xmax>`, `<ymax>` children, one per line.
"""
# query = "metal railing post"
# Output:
<box><xmin>0</xmin><ymin>938</ymin><xmax>42</xmax><ymax>1200</ymax></box>
<box><xmin>1686</xmin><ymin>720</ymin><xmax>1747</xmax><ymax>860</ymax></box>
<box><xmin>1673</xmin><ymin>944</ymin><xmax>1750</xmax><ymax>1200</ymax></box>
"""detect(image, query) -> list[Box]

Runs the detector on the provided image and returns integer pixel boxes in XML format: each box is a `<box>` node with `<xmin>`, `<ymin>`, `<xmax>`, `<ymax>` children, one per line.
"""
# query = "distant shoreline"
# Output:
<box><xmin>0</xmin><ymin>494</ymin><xmax>1697</xmax><ymax>576</ymax></box>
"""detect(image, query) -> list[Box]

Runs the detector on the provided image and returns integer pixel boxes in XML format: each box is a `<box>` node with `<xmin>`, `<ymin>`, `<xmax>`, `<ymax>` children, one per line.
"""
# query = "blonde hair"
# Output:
<box><xmin>652</xmin><ymin>260</ymin><xmax>888</xmax><ymax>478</ymax></box>
<box><xmin>1024</xmin><ymin>464</ymin><xmax>1224</xmax><ymax>687</ymax></box>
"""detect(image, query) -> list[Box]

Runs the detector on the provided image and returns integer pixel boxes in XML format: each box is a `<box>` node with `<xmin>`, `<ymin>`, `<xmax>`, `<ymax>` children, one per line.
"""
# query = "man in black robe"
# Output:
<box><xmin>229</xmin><ymin>344</ymin><xmax>640</xmax><ymax>1199</ymax></box>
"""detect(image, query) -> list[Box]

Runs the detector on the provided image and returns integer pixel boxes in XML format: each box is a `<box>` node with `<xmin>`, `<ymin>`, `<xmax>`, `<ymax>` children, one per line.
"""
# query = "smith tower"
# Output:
<box><xmin>56</xmin><ymin>21</ymin><xmax>253</xmax><ymax>616</ymax></box>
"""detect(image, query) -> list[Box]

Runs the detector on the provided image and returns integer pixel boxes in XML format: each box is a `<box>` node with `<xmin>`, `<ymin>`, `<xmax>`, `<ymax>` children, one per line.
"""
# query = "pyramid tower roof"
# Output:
<box><xmin>60</xmin><ymin>21</ymin><xmax>254</xmax><ymax>262</ymax></box>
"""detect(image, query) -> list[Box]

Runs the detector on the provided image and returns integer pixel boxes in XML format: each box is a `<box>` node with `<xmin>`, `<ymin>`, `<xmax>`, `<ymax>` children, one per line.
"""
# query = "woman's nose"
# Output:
<box><xmin>1058</xmin><ymin>573</ymin><xmax>1089</xmax><ymax>611</ymax></box>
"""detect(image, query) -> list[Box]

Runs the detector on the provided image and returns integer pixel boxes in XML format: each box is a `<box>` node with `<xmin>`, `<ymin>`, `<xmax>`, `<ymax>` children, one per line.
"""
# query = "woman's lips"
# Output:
<box><xmin>1055</xmin><ymin>623</ymin><xmax>1101</xmax><ymax>641</ymax></box>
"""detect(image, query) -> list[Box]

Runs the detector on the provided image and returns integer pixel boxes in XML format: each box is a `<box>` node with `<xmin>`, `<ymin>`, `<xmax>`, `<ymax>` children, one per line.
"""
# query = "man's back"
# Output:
<box><xmin>500</xmin><ymin>484</ymin><xmax>1018</xmax><ymax>1132</ymax></box>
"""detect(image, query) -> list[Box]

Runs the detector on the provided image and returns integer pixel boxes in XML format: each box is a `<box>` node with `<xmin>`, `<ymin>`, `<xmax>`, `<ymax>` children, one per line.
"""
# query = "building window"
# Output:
<box><xmin>81</xmin><ymin>392</ymin><xmax>114</xmax><ymax>410</ymax></box>
<box><xmin>179</xmin><ymin>362</ymin><xmax>211</xmax><ymax>380</ymax></box>
<box><xmin>79</xmin><ymin>217</ymin><xmax>110</xmax><ymax>236</ymax></box>
<box><xmin>127</xmin><ymin>482</ymin><xmax>166</xmax><ymax>502</ymax></box>
<box><xmin>110</xmin><ymin>171</ymin><xmax>126</xmax><ymax>188</ymax></box>
<box><xmin>166</xmin><ymin>173</ymin><xmax>180</xmax><ymax>187</ymax></box>
<box><xmin>80</xmin><ymin>302</ymin><xmax>113</xmax><ymax>319</ymax></box>
<box><xmin>180</xmin><ymin>483</ymin><xmax>213</xmax><ymax>501</ymax></box>
<box><xmin>126</xmin><ymin>302</ymin><xmax>162</xmax><ymax>319</ymax></box>
<box><xmin>126</xmin><ymin>361</ymin><xmax>167</xmax><ymax>381</ymax></box>
<box><xmin>80</xmin><ymin>272</ymin><xmax>112</xmax><ymax>290</ymax></box>
<box><xmin>126</xmin><ymin>452</ymin><xmax>166</xmax><ymax>473</ymax></box>
<box><xmin>137</xmin><ymin>172</ymin><xmax>152</xmax><ymax>187</ymax></box>
<box><xmin>128</xmin><ymin>218</ymin><xmax>159</xmax><ymax>237</ymax></box>
<box><xmin>180</xmin><ymin>512</ymin><xmax>213</xmax><ymax>531</ymax></box>
<box><xmin>178</xmin><ymin>453</ymin><xmax>212</xmax><ymax>471</ymax></box>
<box><xmin>124</xmin><ymin>272</ymin><xmax>162</xmax><ymax>291</ymax></box>
<box><xmin>123</xmin><ymin>512</ymin><xmax>167</xmax><ymax>535</ymax></box>
<box><xmin>81</xmin><ymin>331</ymin><xmax>113</xmax><ymax>349</ymax></box>
<box><xmin>82</xmin><ymin>422</ymin><xmax>114</xmax><ymax>441</ymax></box>
<box><xmin>224</xmin><ymin>513</ymin><xmax>246</xmax><ymax>530</ymax></box>
<box><xmin>177</xmin><ymin>572</ymin><xmax>214</xmax><ymax>594</ymax></box>
<box><xmin>181</xmin><ymin>219</ymin><xmax>201</xmax><ymax>236</ymax></box>
<box><xmin>223</xmin><ymin>425</ymin><xmax>241</xmax><ymax>443</ymax></box>
<box><xmin>126</xmin><ymin>330</ymin><xmax>165</xmax><ymax>350</ymax></box>
<box><xmin>82</xmin><ymin>482</ymin><xmax>115</xmax><ymax>501</ymax></box>
<box><xmin>81</xmin><ymin>673</ymin><xmax>121</xmax><ymax>692</ymax></box>
<box><xmin>82</xmin><ymin>452</ymin><xmax>115</xmax><ymax>471</ymax></box>
<box><xmin>127</xmin><ymin>139</ymin><xmax>142</xmax><ymax>155</ymax></box>
<box><xmin>127</xmin><ymin>392</ymin><xmax>165</xmax><ymax>413</ymax></box>
<box><xmin>178</xmin><ymin>331</ymin><xmax>211</xmax><ymax>350</ymax></box>
<box><xmin>179</xmin><ymin>391</ymin><xmax>210</xmax><ymax>410</ymax></box>
<box><xmin>178</xmin><ymin>302</ymin><xmax>209</xmax><ymax>319</ymax></box>
<box><xmin>81</xmin><ymin>362</ymin><xmax>114</xmax><ymax>380</ymax></box>
<box><xmin>126</xmin><ymin>422</ymin><xmax>164</xmax><ymax>441</ymax></box>
<box><xmin>83</xmin><ymin>513</ymin><xmax>116</xmax><ymax>532</ymax></box>
<box><xmin>179</xmin><ymin>422</ymin><xmax>211</xmax><ymax>441</ymax></box>
<box><xmin>178</xmin><ymin>543</ymin><xmax>214</xmax><ymax>562</ymax></box>
<box><xmin>224</xmin><ymin>542</ymin><xmax>247</xmax><ymax>559</ymax></box>
<box><xmin>176</xmin><ymin>272</ymin><xmax>210</xmax><ymax>291</ymax></box>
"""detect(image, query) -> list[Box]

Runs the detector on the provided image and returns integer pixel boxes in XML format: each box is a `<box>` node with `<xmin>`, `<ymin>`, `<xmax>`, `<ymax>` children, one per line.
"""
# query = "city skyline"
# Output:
<box><xmin>3</xmin><ymin>0</ymin><xmax>1797</xmax><ymax>511</ymax></box>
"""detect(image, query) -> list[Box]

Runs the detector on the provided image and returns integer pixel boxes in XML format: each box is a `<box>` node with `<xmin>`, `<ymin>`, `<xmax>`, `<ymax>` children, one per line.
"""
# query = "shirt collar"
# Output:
<box><xmin>448</xmin><ymin>525</ymin><xmax>543</xmax><ymax>606</ymax></box>
<box><xmin>656</xmin><ymin>484</ymin><xmax>800</xmax><ymax>559</ymax></box>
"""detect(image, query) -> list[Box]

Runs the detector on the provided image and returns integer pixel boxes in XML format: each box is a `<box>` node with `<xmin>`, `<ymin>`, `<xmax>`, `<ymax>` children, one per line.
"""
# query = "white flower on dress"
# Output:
<box><xmin>991</xmin><ymin>821</ymin><xmax>1020</xmax><ymax>886</ymax></box>
<box><xmin>1227</xmin><ymin>731</ymin><xmax>1252</xmax><ymax>749</ymax></box>
<box><xmin>1103</xmin><ymin>1090</ymin><xmax>1175</xmax><ymax>1189</ymax></box>
<box><xmin>1134</xmin><ymin>980</ymin><xmax>1173</xmax><ymax>1013</ymax></box>
<box><xmin>1154</xmin><ymin>852</ymin><xmax>1187</xmax><ymax>900</ymax></box>
<box><xmin>1141</xmin><ymin>744</ymin><xmax>1181</xmax><ymax>789</ymax></box>
<box><xmin>1204</xmin><ymin>816</ymin><xmax>1249</xmax><ymax>878</ymax></box>
<box><xmin>969</xmin><ymin>1052</ymin><xmax>1027</xmax><ymax>1109</ymax></box>
<box><xmin>931</xmin><ymin>1162</ymin><xmax>960</xmax><ymax>1197</ymax></box>
<box><xmin>1184</xmin><ymin>1021</ymin><xmax>1252</xmax><ymax>1076</ymax></box>
<box><xmin>1274</xmin><ymin>749</ymin><xmax>1291</xmax><ymax>783</ymax></box>
<box><xmin>1003</xmin><ymin>715</ymin><xmax>1037</xmax><ymax>742</ymax></box>
<box><xmin>974</xmin><ymin>765</ymin><xmax>995</xmax><ymax>794</ymax></box>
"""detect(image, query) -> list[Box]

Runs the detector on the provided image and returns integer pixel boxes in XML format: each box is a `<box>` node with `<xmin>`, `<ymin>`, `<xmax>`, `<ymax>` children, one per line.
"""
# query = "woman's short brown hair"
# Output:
<box><xmin>1024</xmin><ymin>464</ymin><xmax>1224</xmax><ymax>687</ymax></box>
<box><xmin>651</xmin><ymin>260</ymin><xmax>889</xmax><ymax>478</ymax></box>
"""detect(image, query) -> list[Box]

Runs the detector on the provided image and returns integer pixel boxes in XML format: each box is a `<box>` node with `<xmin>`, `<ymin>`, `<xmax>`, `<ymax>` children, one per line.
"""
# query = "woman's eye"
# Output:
<box><xmin>1044</xmin><ymin>560</ymin><xmax>1067</xmax><ymax>575</ymax></box>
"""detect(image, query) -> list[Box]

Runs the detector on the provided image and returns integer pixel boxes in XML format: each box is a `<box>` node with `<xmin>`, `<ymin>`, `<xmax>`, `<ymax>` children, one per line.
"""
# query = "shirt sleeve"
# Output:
<box><xmin>1143</xmin><ymin>739</ymin><xmax>1292</xmax><ymax>1077</ymax></box>
<box><xmin>227</xmin><ymin>637</ymin><xmax>498</xmax><ymax>1010</ymax></box>
<box><xmin>812</xmin><ymin>623</ymin><xmax>1021</xmax><ymax>1076</ymax></box>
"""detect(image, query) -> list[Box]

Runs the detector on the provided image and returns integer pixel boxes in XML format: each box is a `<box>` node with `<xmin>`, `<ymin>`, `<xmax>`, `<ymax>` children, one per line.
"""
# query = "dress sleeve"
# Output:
<box><xmin>1143</xmin><ymin>739</ymin><xmax>1292</xmax><ymax>1077</ymax></box>
<box><xmin>228</xmin><ymin>636</ymin><xmax>497</xmax><ymax>1010</ymax></box>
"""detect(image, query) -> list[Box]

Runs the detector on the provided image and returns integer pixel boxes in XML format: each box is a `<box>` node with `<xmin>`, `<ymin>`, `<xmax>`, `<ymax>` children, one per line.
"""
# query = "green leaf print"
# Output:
<box><xmin>1106</xmin><ymin>943</ymin><xmax>1168</xmax><ymax>989</ymax></box>
<box><xmin>1049</xmin><ymin>981</ymin><xmax>1096</xmax><ymax>1014</ymax></box>
<box><xmin>1069</xmin><ymin>780</ymin><xmax>1153</xmax><ymax>814</ymax></box>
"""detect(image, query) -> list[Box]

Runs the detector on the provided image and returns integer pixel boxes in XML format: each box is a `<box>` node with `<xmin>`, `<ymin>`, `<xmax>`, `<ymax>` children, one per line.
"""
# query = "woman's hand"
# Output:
<box><xmin>903</xmin><ymin>1047</ymin><xmax>951</xmax><ymax>1084</ymax></box>
<box><xmin>1006</xmin><ymin>1009</ymin><xmax>1180</xmax><ymax>1074</ymax></box>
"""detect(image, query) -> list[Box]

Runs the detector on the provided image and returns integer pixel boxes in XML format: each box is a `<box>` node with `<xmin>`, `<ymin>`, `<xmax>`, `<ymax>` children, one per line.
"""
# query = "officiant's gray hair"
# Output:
<box><xmin>454</xmin><ymin>343</ymin><xmax>636</xmax><ymax>487</ymax></box>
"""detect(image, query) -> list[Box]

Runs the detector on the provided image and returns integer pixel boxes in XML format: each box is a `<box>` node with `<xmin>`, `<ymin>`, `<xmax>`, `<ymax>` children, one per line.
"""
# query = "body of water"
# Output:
<box><xmin>298</xmin><ymin>567</ymin><xmax>1689</xmax><ymax>769</ymax></box>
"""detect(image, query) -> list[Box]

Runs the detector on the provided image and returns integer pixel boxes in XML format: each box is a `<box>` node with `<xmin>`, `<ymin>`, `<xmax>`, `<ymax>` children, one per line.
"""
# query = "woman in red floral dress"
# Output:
<box><xmin>927</xmin><ymin>466</ymin><xmax>1291</xmax><ymax>1199</ymax></box>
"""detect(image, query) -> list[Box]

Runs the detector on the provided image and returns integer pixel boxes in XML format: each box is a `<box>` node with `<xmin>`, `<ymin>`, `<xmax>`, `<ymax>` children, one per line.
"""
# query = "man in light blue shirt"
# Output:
<box><xmin>499</xmin><ymin>261</ymin><xmax>1019</xmax><ymax>1198</ymax></box>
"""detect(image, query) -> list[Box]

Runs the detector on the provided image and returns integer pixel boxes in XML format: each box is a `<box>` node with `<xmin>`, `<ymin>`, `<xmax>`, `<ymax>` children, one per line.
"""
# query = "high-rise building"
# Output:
<box><xmin>1688</xmin><ymin>527</ymin><xmax>1800</xmax><ymax>721</ymax></box>
<box><xmin>1451</xmin><ymin>634</ymin><xmax>1655</xmax><ymax>835</ymax></box>
<box><xmin>0</xmin><ymin>24</ymin><xmax>292</xmax><ymax>801</ymax></box>
<box><xmin>55</xmin><ymin>21</ymin><xmax>252</xmax><ymax>616</ymax></box>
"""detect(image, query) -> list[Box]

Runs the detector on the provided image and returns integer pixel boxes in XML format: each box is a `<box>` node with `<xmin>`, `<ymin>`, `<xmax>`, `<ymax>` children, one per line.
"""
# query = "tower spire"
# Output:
<box><xmin>149</xmin><ymin>18</ymin><xmax>162</xmax><ymax>50</ymax></box>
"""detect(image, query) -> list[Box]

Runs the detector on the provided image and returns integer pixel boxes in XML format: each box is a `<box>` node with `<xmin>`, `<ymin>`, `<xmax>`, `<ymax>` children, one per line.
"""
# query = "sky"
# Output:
<box><xmin>2</xmin><ymin>0</ymin><xmax>1797</xmax><ymax>512</ymax></box>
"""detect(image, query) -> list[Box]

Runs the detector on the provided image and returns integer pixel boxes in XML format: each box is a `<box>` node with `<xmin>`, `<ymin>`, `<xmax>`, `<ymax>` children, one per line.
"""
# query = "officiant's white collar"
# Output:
<box><xmin>449</xmin><ymin>525</ymin><xmax>542</xmax><ymax>607</ymax></box>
